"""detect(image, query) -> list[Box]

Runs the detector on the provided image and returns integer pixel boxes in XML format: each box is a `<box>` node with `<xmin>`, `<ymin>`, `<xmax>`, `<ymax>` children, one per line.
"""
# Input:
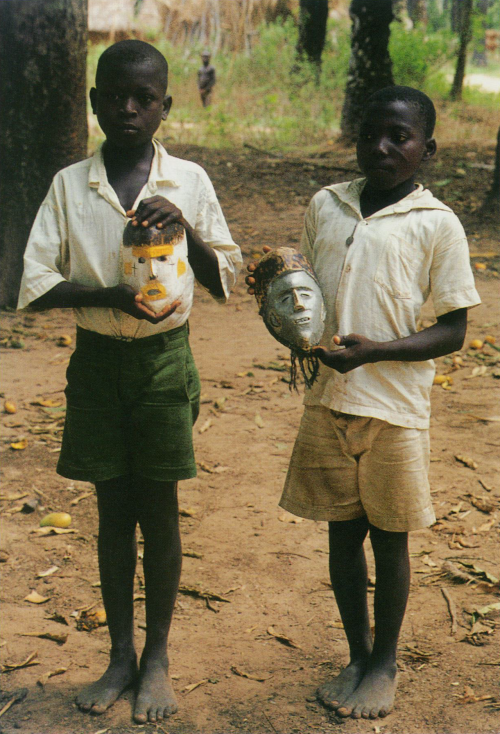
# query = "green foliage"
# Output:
<box><xmin>86</xmin><ymin>19</ymin><xmax>497</xmax><ymax>153</ymax></box>
<box><xmin>389</xmin><ymin>22</ymin><xmax>455</xmax><ymax>87</ymax></box>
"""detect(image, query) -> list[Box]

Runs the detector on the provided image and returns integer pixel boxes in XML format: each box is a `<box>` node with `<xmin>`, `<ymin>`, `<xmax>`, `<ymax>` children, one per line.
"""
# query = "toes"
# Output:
<box><xmin>361</xmin><ymin>708</ymin><xmax>371</xmax><ymax>719</ymax></box>
<box><xmin>133</xmin><ymin>710</ymin><xmax>147</xmax><ymax>724</ymax></box>
<box><xmin>379</xmin><ymin>707</ymin><xmax>389</xmax><ymax>718</ymax></box>
<box><xmin>369</xmin><ymin>708</ymin><xmax>379</xmax><ymax>719</ymax></box>
<box><xmin>90</xmin><ymin>704</ymin><xmax>107</xmax><ymax>715</ymax></box>
<box><xmin>336</xmin><ymin>706</ymin><xmax>352</xmax><ymax>718</ymax></box>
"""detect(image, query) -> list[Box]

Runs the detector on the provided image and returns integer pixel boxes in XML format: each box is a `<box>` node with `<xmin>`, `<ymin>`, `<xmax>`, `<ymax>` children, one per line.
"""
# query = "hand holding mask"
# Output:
<box><xmin>252</xmin><ymin>247</ymin><xmax>326</xmax><ymax>388</ymax></box>
<box><xmin>122</xmin><ymin>220</ymin><xmax>189</xmax><ymax>314</ymax></box>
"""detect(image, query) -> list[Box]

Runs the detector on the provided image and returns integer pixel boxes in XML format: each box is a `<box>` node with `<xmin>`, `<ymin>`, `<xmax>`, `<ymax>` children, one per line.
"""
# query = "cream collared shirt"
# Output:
<box><xmin>302</xmin><ymin>179</ymin><xmax>481</xmax><ymax>429</ymax></box>
<box><xmin>18</xmin><ymin>140</ymin><xmax>242</xmax><ymax>339</ymax></box>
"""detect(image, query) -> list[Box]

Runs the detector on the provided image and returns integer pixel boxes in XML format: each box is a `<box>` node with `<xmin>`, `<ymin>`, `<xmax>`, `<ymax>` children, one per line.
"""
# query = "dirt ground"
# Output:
<box><xmin>1</xmin><ymin>141</ymin><xmax>499</xmax><ymax>734</ymax></box>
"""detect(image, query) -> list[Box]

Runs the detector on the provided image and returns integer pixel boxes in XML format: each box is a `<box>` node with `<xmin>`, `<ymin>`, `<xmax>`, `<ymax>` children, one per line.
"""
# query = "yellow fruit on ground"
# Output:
<box><xmin>469</xmin><ymin>339</ymin><xmax>483</xmax><ymax>349</ymax></box>
<box><xmin>484</xmin><ymin>335</ymin><xmax>496</xmax><ymax>345</ymax></box>
<box><xmin>57</xmin><ymin>334</ymin><xmax>73</xmax><ymax>347</ymax></box>
<box><xmin>433</xmin><ymin>375</ymin><xmax>448</xmax><ymax>385</ymax></box>
<box><xmin>474</xmin><ymin>262</ymin><xmax>487</xmax><ymax>270</ymax></box>
<box><xmin>3</xmin><ymin>400</ymin><xmax>17</xmax><ymax>414</ymax></box>
<box><xmin>40</xmin><ymin>512</ymin><xmax>72</xmax><ymax>528</ymax></box>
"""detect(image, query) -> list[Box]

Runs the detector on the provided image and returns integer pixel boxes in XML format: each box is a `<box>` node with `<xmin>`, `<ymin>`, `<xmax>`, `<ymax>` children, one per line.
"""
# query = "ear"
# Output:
<box><xmin>90</xmin><ymin>87</ymin><xmax>97</xmax><ymax>114</ymax></box>
<box><xmin>162</xmin><ymin>94</ymin><xmax>172</xmax><ymax>121</ymax></box>
<box><xmin>422</xmin><ymin>137</ymin><xmax>437</xmax><ymax>161</ymax></box>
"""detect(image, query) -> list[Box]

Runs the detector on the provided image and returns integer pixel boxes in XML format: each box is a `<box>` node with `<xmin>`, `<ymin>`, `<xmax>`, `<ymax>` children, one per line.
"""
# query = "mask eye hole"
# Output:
<box><xmin>158</xmin><ymin>255</ymin><xmax>167</xmax><ymax>262</ymax></box>
<box><xmin>138</xmin><ymin>257</ymin><xmax>146</xmax><ymax>264</ymax></box>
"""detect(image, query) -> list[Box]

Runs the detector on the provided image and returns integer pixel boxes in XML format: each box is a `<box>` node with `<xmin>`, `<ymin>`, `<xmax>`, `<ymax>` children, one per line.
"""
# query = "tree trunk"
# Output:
<box><xmin>340</xmin><ymin>0</ymin><xmax>394</xmax><ymax>143</ymax></box>
<box><xmin>482</xmin><ymin>126</ymin><xmax>500</xmax><ymax>215</ymax></box>
<box><xmin>450</xmin><ymin>0</ymin><xmax>473</xmax><ymax>101</ymax></box>
<box><xmin>0</xmin><ymin>0</ymin><xmax>88</xmax><ymax>309</ymax></box>
<box><xmin>407</xmin><ymin>0</ymin><xmax>427</xmax><ymax>26</ymax></box>
<box><xmin>296</xmin><ymin>0</ymin><xmax>329</xmax><ymax>78</ymax></box>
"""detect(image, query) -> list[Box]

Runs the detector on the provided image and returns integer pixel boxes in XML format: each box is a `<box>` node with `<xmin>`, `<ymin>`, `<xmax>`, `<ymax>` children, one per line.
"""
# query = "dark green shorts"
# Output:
<box><xmin>57</xmin><ymin>325</ymin><xmax>200</xmax><ymax>483</ymax></box>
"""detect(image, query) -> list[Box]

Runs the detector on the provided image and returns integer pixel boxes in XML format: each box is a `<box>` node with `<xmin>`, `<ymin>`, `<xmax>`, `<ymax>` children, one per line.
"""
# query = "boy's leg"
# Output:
<box><xmin>133</xmin><ymin>478</ymin><xmax>181</xmax><ymax>724</ymax></box>
<box><xmin>76</xmin><ymin>476</ymin><xmax>138</xmax><ymax>714</ymax></box>
<box><xmin>317</xmin><ymin>517</ymin><xmax>372</xmax><ymax>708</ymax></box>
<box><xmin>336</xmin><ymin>525</ymin><xmax>410</xmax><ymax>719</ymax></box>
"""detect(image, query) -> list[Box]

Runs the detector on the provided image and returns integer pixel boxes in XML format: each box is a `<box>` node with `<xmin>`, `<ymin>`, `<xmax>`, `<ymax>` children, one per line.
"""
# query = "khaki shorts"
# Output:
<box><xmin>280</xmin><ymin>405</ymin><xmax>435</xmax><ymax>532</ymax></box>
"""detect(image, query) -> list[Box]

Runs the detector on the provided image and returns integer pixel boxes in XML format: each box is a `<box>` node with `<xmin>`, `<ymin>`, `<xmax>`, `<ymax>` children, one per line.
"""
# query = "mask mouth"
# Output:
<box><xmin>294</xmin><ymin>316</ymin><xmax>311</xmax><ymax>324</ymax></box>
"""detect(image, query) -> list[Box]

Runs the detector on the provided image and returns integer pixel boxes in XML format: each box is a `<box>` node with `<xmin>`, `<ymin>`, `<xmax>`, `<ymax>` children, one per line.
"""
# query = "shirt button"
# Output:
<box><xmin>345</xmin><ymin>265</ymin><xmax>351</xmax><ymax>272</ymax></box>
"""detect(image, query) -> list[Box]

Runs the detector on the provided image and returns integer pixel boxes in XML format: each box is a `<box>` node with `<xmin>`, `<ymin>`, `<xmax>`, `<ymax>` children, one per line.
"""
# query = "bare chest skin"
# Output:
<box><xmin>103</xmin><ymin>143</ymin><xmax>154</xmax><ymax>213</ymax></box>
<box><xmin>360</xmin><ymin>179</ymin><xmax>416</xmax><ymax>218</ymax></box>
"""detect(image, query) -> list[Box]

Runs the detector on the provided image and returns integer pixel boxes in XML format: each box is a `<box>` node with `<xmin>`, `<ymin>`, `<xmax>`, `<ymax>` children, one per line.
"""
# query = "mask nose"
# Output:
<box><xmin>292</xmin><ymin>289</ymin><xmax>305</xmax><ymax>311</ymax></box>
<box><xmin>149</xmin><ymin>260</ymin><xmax>157</xmax><ymax>280</ymax></box>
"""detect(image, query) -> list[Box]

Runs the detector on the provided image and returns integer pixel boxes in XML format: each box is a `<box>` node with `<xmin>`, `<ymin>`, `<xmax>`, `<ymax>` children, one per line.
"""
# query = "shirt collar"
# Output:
<box><xmin>323</xmin><ymin>178</ymin><xmax>452</xmax><ymax>218</ymax></box>
<box><xmin>88</xmin><ymin>139</ymin><xmax>180</xmax><ymax>191</ymax></box>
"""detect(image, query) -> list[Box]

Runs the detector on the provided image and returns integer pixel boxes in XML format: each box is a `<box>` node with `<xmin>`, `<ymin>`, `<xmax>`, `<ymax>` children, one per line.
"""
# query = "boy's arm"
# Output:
<box><xmin>314</xmin><ymin>308</ymin><xmax>467</xmax><ymax>373</ymax></box>
<box><xmin>31</xmin><ymin>281</ymin><xmax>179</xmax><ymax>323</ymax></box>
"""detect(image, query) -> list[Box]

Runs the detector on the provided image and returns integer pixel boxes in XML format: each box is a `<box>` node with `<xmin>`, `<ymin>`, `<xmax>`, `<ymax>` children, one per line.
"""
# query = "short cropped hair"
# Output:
<box><xmin>96</xmin><ymin>40</ymin><xmax>169</xmax><ymax>91</ymax></box>
<box><xmin>365</xmin><ymin>86</ymin><xmax>436</xmax><ymax>138</ymax></box>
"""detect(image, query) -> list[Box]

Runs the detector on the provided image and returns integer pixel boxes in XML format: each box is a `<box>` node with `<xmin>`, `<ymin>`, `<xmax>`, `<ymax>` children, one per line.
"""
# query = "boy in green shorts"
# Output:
<box><xmin>18</xmin><ymin>40</ymin><xmax>241</xmax><ymax>724</ymax></box>
<box><xmin>247</xmin><ymin>86</ymin><xmax>480</xmax><ymax>719</ymax></box>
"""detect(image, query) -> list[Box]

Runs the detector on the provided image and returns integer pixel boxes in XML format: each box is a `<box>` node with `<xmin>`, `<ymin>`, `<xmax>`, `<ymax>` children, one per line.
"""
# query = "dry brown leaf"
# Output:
<box><xmin>231</xmin><ymin>665</ymin><xmax>272</xmax><ymax>682</ymax></box>
<box><xmin>254</xmin><ymin>413</ymin><xmax>265</xmax><ymax>428</ymax></box>
<box><xmin>31</xmin><ymin>527</ymin><xmax>76</xmax><ymax>536</ymax></box>
<box><xmin>24</xmin><ymin>591</ymin><xmax>50</xmax><ymax>604</ymax></box>
<box><xmin>37</xmin><ymin>667</ymin><xmax>68</xmax><ymax>687</ymax></box>
<box><xmin>456</xmin><ymin>685</ymin><xmax>495</xmax><ymax>704</ymax></box>
<box><xmin>21</xmin><ymin>632</ymin><xmax>68</xmax><ymax>645</ymax></box>
<box><xmin>70</xmin><ymin>491</ymin><xmax>93</xmax><ymax>506</ymax></box>
<box><xmin>278</xmin><ymin>512</ymin><xmax>303</xmax><ymax>524</ymax></box>
<box><xmin>198</xmin><ymin>418</ymin><xmax>212</xmax><ymax>434</ymax></box>
<box><xmin>267</xmin><ymin>626</ymin><xmax>302</xmax><ymax>649</ymax></box>
<box><xmin>178</xmin><ymin>585</ymin><xmax>230</xmax><ymax>603</ymax></box>
<box><xmin>477</xmin><ymin>517</ymin><xmax>496</xmax><ymax>533</ymax></box>
<box><xmin>36</xmin><ymin>566</ymin><xmax>59</xmax><ymax>578</ymax></box>
<box><xmin>183</xmin><ymin>679</ymin><xmax>208</xmax><ymax>695</ymax></box>
<box><xmin>478</xmin><ymin>479</ymin><xmax>494</xmax><ymax>492</ymax></box>
<box><xmin>469</xmin><ymin>496</ymin><xmax>496</xmax><ymax>513</ymax></box>
<box><xmin>32</xmin><ymin>399</ymin><xmax>61</xmax><ymax>408</ymax></box>
<box><xmin>1</xmin><ymin>652</ymin><xmax>39</xmax><ymax>673</ymax></box>
<box><xmin>179</xmin><ymin>507</ymin><xmax>197</xmax><ymax>517</ymax></box>
<box><xmin>455</xmin><ymin>455</ymin><xmax>478</xmax><ymax>470</ymax></box>
<box><xmin>465</xmin><ymin>366</ymin><xmax>488</xmax><ymax>379</ymax></box>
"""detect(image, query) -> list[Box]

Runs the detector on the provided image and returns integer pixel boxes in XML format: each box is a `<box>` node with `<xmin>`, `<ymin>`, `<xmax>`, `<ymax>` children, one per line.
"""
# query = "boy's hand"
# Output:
<box><xmin>107</xmin><ymin>284</ymin><xmax>180</xmax><ymax>324</ymax></box>
<box><xmin>127</xmin><ymin>196</ymin><xmax>186</xmax><ymax>230</ymax></box>
<box><xmin>246</xmin><ymin>245</ymin><xmax>272</xmax><ymax>294</ymax></box>
<box><xmin>313</xmin><ymin>334</ymin><xmax>379</xmax><ymax>373</ymax></box>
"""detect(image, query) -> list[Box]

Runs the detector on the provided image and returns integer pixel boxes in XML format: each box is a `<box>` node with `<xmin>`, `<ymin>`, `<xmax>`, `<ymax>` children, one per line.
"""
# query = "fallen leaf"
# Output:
<box><xmin>70</xmin><ymin>491</ymin><xmax>93</xmax><ymax>506</ymax></box>
<box><xmin>31</xmin><ymin>527</ymin><xmax>76</xmax><ymax>536</ymax></box>
<box><xmin>231</xmin><ymin>665</ymin><xmax>272</xmax><ymax>682</ymax></box>
<box><xmin>183</xmin><ymin>549</ymin><xmax>203</xmax><ymax>559</ymax></box>
<box><xmin>178</xmin><ymin>585</ymin><xmax>230</xmax><ymax>603</ymax></box>
<box><xmin>198</xmin><ymin>418</ymin><xmax>212</xmax><ymax>434</ymax></box>
<box><xmin>76</xmin><ymin>607</ymin><xmax>107</xmax><ymax>631</ymax></box>
<box><xmin>31</xmin><ymin>399</ymin><xmax>61</xmax><ymax>408</ymax></box>
<box><xmin>183</xmin><ymin>679</ymin><xmax>208</xmax><ymax>695</ymax></box>
<box><xmin>45</xmin><ymin>613</ymin><xmax>69</xmax><ymax>626</ymax></box>
<box><xmin>456</xmin><ymin>685</ymin><xmax>495</xmax><ymax>704</ymax></box>
<box><xmin>455</xmin><ymin>455</ymin><xmax>478</xmax><ymax>470</ymax></box>
<box><xmin>469</xmin><ymin>495</ymin><xmax>496</xmax><ymax>513</ymax></box>
<box><xmin>21</xmin><ymin>632</ymin><xmax>68</xmax><ymax>645</ymax></box>
<box><xmin>179</xmin><ymin>507</ymin><xmax>197</xmax><ymax>517</ymax></box>
<box><xmin>36</xmin><ymin>566</ymin><xmax>59</xmax><ymax>579</ymax></box>
<box><xmin>475</xmin><ymin>602</ymin><xmax>500</xmax><ymax>617</ymax></box>
<box><xmin>267</xmin><ymin>626</ymin><xmax>302</xmax><ymax>649</ymax></box>
<box><xmin>36</xmin><ymin>667</ymin><xmax>68</xmax><ymax>688</ymax></box>
<box><xmin>24</xmin><ymin>591</ymin><xmax>50</xmax><ymax>604</ymax></box>
<box><xmin>1</xmin><ymin>652</ymin><xmax>39</xmax><ymax>673</ymax></box>
<box><xmin>278</xmin><ymin>512</ymin><xmax>303</xmax><ymax>524</ymax></box>
<box><xmin>254</xmin><ymin>413</ymin><xmax>265</xmax><ymax>428</ymax></box>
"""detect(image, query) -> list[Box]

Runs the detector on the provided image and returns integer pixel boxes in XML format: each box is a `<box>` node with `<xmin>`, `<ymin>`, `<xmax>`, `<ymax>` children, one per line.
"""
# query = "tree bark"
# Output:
<box><xmin>482</xmin><ymin>126</ymin><xmax>500</xmax><ymax>215</ymax></box>
<box><xmin>407</xmin><ymin>0</ymin><xmax>427</xmax><ymax>26</ymax></box>
<box><xmin>340</xmin><ymin>0</ymin><xmax>394</xmax><ymax>143</ymax></box>
<box><xmin>0</xmin><ymin>0</ymin><xmax>88</xmax><ymax>309</ymax></box>
<box><xmin>450</xmin><ymin>0</ymin><xmax>473</xmax><ymax>101</ymax></box>
<box><xmin>296</xmin><ymin>0</ymin><xmax>329</xmax><ymax>78</ymax></box>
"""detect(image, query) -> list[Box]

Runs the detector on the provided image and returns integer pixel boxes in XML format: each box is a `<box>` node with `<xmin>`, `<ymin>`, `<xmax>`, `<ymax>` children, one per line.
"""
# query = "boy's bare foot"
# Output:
<box><xmin>134</xmin><ymin>655</ymin><xmax>178</xmax><ymax>723</ymax></box>
<box><xmin>76</xmin><ymin>652</ymin><xmax>138</xmax><ymax>714</ymax></box>
<box><xmin>336</xmin><ymin>663</ymin><xmax>398</xmax><ymax>719</ymax></box>
<box><xmin>316</xmin><ymin>660</ymin><xmax>367</xmax><ymax>709</ymax></box>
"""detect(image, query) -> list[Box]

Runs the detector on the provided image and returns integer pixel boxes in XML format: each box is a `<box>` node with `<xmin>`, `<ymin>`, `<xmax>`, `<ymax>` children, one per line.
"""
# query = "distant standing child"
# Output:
<box><xmin>197</xmin><ymin>50</ymin><xmax>216</xmax><ymax>107</ymax></box>
<box><xmin>18</xmin><ymin>40</ymin><xmax>241</xmax><ymax>724</ymax></box>
<box><xmin>247</xmin><ymin>86</ymin><xmax>480</xmax><ymax>720</ymax></box>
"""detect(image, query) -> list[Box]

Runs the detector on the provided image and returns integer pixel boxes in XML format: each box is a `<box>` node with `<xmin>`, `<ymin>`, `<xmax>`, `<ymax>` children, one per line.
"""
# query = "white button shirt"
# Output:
<box><xmin>302</xmin><ymin>179</ymin><xmax>481</xmax><ymax>429</ymax></box>
<box><xmin>18</xmin><ymin>140</ymin><xmax>242</xmax><ymax>339</ymax></box>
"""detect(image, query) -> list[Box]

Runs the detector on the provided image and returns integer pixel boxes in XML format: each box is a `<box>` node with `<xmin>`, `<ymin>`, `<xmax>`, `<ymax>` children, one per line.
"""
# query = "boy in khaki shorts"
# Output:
<box><xmin>248</xmin><ymin>86</ymin><xmax>480</xmax><ymax>720</ymax></box>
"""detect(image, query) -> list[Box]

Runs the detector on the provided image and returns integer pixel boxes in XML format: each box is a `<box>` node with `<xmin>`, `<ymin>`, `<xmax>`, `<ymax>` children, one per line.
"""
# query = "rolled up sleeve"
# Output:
<box><xmin>17</xmin><ymin>180</ymin><xmax>68</xmax><ymax>310</ymax></box>
<box><xmin>194</xmin><ymin>172</ymin><xmax>242</xmax><ymax>302</ymax></box>
<box><xmin>430</xmin><ymin>216</ymin><xmax>481</xmax><ymax>318</ymax></box>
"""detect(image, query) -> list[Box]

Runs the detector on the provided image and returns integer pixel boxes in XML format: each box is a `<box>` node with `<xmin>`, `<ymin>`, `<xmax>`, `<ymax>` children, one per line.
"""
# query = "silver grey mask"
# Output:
<box><xmin>264</xmin><ymin>270</ymin><xmax>325</xmax><ymax>352</ymax></box>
